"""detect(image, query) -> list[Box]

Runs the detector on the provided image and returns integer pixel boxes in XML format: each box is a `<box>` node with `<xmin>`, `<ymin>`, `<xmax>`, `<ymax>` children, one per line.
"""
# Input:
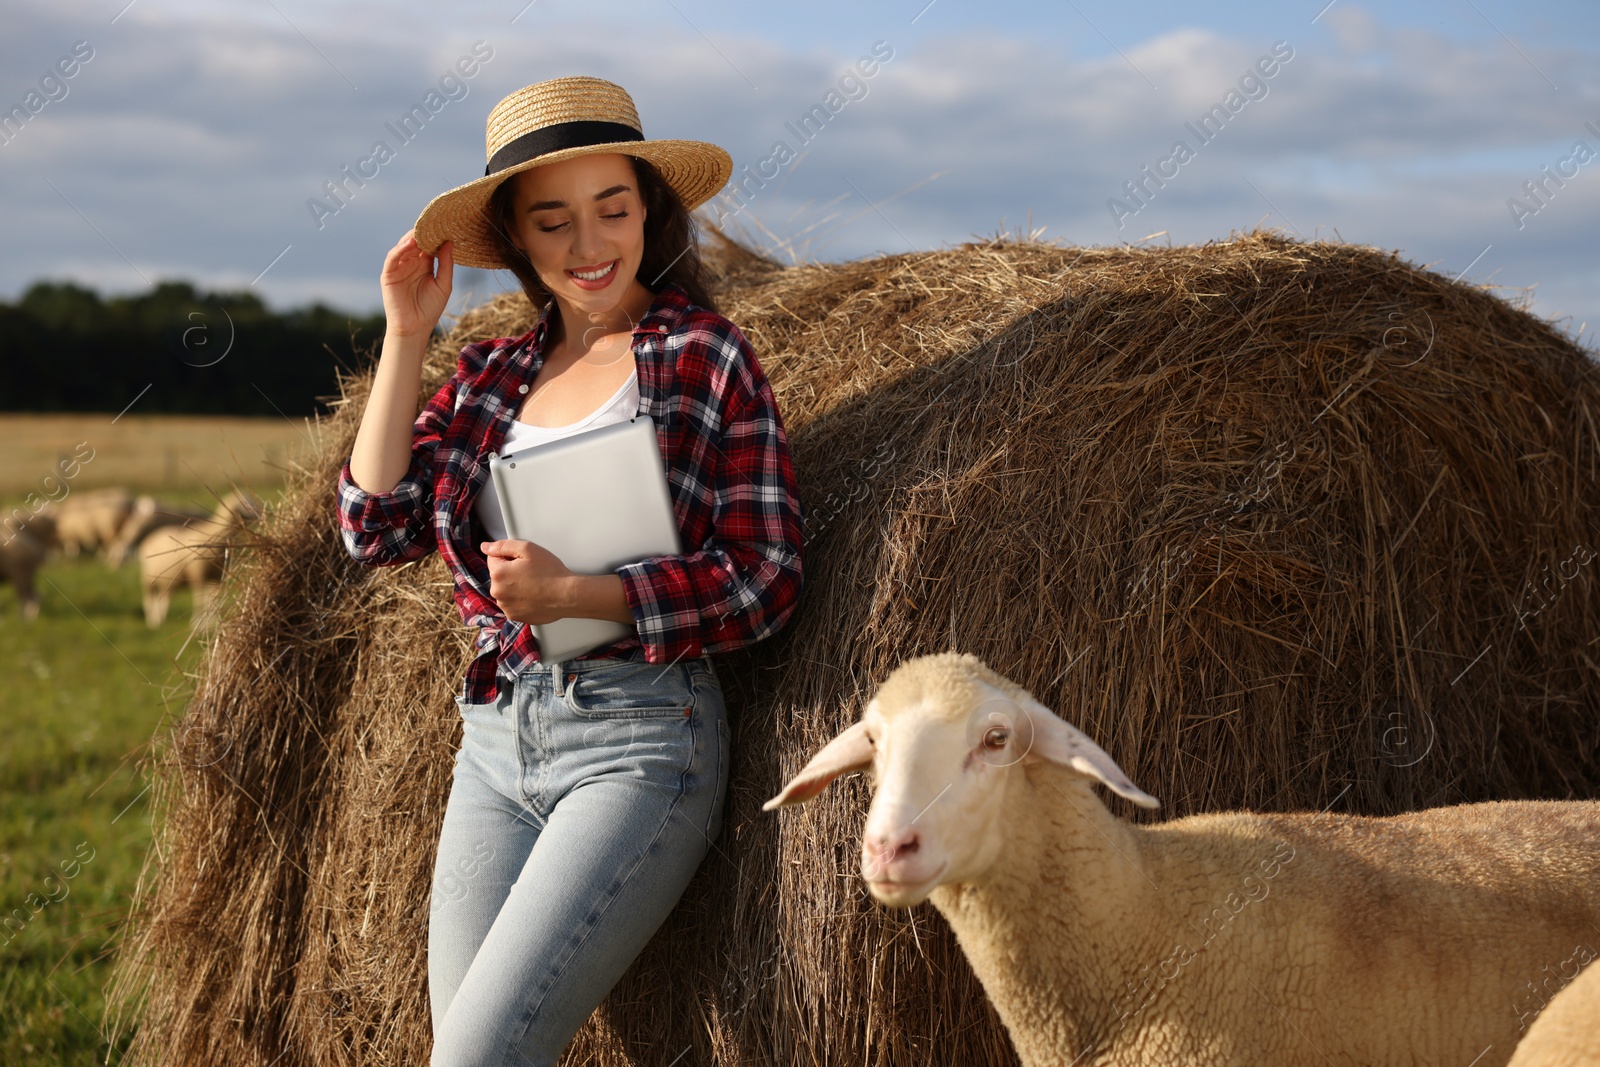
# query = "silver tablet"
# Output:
<box><xmin>485</xmin><ymin>415</ymin><xmax>682</xmax><ymax>662</ymax></box>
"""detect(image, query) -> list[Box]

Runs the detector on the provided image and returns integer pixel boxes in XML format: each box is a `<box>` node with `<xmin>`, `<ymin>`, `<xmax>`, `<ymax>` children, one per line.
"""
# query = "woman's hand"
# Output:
<box><xmin>381</xmin><ymin>229</ymin><xmax>452</xmax><ymax>339</ymax></box>
<box><xmin>482</xmin><ymin>539</ymin><xmax>576</xmax><ymax>624</ymax></box>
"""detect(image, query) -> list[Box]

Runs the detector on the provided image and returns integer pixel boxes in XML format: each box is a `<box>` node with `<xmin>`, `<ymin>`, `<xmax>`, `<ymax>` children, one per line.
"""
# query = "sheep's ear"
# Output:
<box><xmin>1016</xmin><ymin>696</ymin><xmax>1159</xmax><ymax>809</ymax></box>
<box><xmin>763</xmin><ymin>718</ymin><xmax>874</xmax><ymax>810</ymax></box>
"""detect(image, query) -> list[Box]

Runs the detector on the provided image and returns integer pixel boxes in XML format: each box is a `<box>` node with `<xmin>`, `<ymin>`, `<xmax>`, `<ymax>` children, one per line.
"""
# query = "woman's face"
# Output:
<box><xmin>503</xmin><ymin>152</ymin><xmax>651</xmax><ymax>327</ymax></box>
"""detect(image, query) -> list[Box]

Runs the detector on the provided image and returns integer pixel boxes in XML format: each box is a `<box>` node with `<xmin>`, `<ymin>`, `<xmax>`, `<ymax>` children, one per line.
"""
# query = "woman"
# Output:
<box><xmin>335</xmin><ymin>76</ymin><xmax>804</xmax><ymax>1065</ymax></box>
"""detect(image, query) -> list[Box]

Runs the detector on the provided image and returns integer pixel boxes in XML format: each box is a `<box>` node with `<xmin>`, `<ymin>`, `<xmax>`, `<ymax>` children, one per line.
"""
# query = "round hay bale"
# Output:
<box><xmin>108</xmin><ymin>231</ymin><xmax>1600</xmax><ymax>1066</ymax></box>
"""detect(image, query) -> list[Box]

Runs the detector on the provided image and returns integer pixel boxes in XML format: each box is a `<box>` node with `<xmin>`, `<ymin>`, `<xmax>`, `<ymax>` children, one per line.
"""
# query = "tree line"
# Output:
<box><xmin>0</xmin><ymin>279</ymin><xmax>402</xmax><ymax>415</ymax></box>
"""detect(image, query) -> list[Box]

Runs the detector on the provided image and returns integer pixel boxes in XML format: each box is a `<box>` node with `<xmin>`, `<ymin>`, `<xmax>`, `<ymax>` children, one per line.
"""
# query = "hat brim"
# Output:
<box><xmin>413</xmin><ymin>139</ymin><xmax>732</xmax><ymax>270</ymax></box>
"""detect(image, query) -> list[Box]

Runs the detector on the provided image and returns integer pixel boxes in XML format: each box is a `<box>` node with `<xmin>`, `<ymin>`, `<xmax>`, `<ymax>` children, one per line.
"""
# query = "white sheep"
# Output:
<box><xmin>108</xmin><ymin>495</ymin><xmax>213</xmax><ymax>568</ymax></box>
<box><xmin>47</xmin><ymin>487</ymin><xmax>135</xmax><ymax>559</ymax></box>
<box><xmin>765</xmin><ymin>651</ymin><xmax>1600</xmax><ymax>1067</ymax></box>
<box><xmin>1507</xmin><ymin>954</ymin><xmax>1600</xmax><ymax>1066</ymax></box>
<box><xmin>137</xmin><ymin>489</ymin><xmax>260</xmax><ymax>627</ymax></box>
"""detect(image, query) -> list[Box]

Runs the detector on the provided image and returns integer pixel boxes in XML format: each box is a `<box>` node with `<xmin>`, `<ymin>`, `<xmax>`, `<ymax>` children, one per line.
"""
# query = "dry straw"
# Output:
<box><xmin>108</xmin><ymin>227</ymin><xmax>1600</xmax><ymax>1065</ymax></box>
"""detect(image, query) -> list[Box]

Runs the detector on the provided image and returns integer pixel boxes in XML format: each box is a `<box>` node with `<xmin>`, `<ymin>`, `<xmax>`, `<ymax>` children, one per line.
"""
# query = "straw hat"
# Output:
<box><xmin>413</xmin><ymin>76</ymin><xmax>733</xmax><ymax>269</ymax></box>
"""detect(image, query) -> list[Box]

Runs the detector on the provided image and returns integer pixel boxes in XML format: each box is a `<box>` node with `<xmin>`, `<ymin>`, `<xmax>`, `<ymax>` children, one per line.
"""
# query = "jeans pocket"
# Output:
<box><xmin>564</xmin><ymin>660</ymin><xmax>698</xmax><ymax>719</ymax></box>
<box><xmin>454</xmin><ymin>691</ymin><xmax>503</xmax><ymax>735</ymax></box>
<box><xmin>454</xmin><ymin>692</ymin><xmax>488</xmax><ymax>720</ymax></box>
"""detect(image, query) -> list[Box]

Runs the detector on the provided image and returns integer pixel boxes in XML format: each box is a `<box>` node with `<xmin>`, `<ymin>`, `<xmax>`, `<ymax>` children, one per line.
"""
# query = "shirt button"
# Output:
<box><xmin>518</xmin><ymin>384</ymin><xmax>530</xmax><ymax>394</ymax></box>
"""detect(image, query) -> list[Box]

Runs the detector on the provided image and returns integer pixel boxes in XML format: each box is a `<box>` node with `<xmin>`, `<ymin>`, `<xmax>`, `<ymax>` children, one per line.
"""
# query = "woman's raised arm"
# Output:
<box><xmin>347</xmin><ymin>231</ymin><xmax>453</xmax><ymax>493</ymax></box>
<box><xmin>336</xmin><ymin>232</ymin><xmax>459</xmax><ymax>567</ymax></box>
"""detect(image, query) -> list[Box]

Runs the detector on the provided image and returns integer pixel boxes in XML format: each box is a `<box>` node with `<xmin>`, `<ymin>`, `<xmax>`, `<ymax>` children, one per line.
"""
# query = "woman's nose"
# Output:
<box><xmin>569</xmin><ymin>215</ymin><xmax>609</xmax><ymax>260</ymax></box>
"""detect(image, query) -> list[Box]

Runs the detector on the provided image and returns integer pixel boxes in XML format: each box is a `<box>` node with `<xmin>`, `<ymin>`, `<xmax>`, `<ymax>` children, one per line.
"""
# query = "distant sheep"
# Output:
<box><xmin>48</xmin><ymin>487</ymin><xmax>135</xmax><ymax>560</ymax></box>
<box><xmin>1507</xmin><ymin>954</ymin><xmax>1600</xmax><ymax>1066</ymax></box>
<box><xmin>137</xmin><ymin>489</ymin><xmax>261</xmax><ymax>627</ymax></box>
<box><xmin>0</xmin><ymin>527</ymin><xmax>48</xmax><ymax>619</ymax></box>
<box><xmin>766</xmin><ymin>651</ymin><xmax>1600</xmax><ymax>1067</ymax></box>
<box><xmin>5</xmin><ymin>510</ymin><xmax>61</xmax><ymax>555</ymax></box>
<box><xmin>108</xmin><ymin>495</ymin><xmax>213</xmax><ymax>568</ymax></box>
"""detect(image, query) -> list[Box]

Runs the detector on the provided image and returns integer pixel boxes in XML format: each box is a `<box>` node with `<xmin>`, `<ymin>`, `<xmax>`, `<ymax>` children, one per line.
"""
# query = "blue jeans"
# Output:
<box><xmin>427</xmin><ymin>655</ymin><xmax>729</xmax><ymax>1067</ymax></box>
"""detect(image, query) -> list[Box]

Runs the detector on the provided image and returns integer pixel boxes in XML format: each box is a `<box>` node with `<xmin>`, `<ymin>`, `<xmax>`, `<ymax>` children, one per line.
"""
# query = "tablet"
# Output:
<box><xmin>486</xmin><ymin>414</ymin><xmax>682</xmax><ymax>662</ymax></box>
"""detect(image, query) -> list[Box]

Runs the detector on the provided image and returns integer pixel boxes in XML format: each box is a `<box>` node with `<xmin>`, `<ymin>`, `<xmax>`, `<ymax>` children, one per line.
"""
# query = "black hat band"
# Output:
<box><xmin>485</xmin><ymin>120</ymin><xmax>646</xmax><ymax>176</ymax></box>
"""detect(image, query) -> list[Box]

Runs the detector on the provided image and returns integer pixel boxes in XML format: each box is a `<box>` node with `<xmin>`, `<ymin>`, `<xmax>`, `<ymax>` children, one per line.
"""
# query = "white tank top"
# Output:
<box><xmin>474</xmin><ymin>367</ymin><xmax>641</xmax><ymax>543</ymax></box>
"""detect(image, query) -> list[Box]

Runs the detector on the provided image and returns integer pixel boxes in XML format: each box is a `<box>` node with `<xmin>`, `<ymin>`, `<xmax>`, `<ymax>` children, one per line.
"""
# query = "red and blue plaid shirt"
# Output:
<box><xmin>334</xmin><ymin>280</ymin><xmax>804</xmax><ymax>704</ymax></box>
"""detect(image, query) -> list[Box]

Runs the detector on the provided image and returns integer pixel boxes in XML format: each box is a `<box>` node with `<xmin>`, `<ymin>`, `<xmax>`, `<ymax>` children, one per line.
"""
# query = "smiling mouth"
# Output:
<box><xmin>567</xmin><ymin>260</ymin><xmax>617</xmax><ymax>281</ymax></box>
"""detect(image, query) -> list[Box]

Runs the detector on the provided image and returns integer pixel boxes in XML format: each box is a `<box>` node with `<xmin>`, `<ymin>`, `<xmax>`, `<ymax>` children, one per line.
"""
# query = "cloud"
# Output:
<box><xmin>0</xmin><ymin>1</ymin><xmax>1595</xmax><ymax>349</ymax></box>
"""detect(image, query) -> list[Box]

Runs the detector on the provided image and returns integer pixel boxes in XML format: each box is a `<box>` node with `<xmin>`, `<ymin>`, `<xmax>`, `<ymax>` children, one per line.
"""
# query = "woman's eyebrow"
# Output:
<box><xmin>525</xmin><ymin>184</ymin><xmax>632</xmax><ymax>211</ymax></box>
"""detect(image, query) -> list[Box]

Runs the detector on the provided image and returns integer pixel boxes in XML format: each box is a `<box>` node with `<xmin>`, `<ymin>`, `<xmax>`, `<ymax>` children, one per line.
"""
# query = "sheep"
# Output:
<box><xmin>4</xmin><ymin>509</ymin><xmax>60</xmax><ymax>555</ymax></box>
<box><xmin>47</xmin><ymin>488</ymin><xmax>135</xmax><ymax>560</ymax></box>
<box><xmin>0</xmin><ymin>527</ymin><xmax>48</xmax><ymax>619</ymax></box>
<box><xmin>108</xmin><ymin>495</ymin><xmax>213</xmax><ymax>568</ymax></box>
<box><xmin>1507</xmin><ymin>954</ymin><xmax>1600</xmax><ymax>1066</ymax></box>
<box><xmin>137</xmin><ymin>489</ymin><xmax>261</xmax><ymax>628</ymax></box>
<box><xmin>764</xmin><ymin>651</ymin><xmax>1600</xmax><ymax>1067</ymax></box>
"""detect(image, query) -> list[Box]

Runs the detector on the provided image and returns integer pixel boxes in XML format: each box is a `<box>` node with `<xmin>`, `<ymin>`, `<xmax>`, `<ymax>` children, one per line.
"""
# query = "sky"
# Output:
<box><xmin>3</xmin><ymin>0</ymin><xmax>1598</xmax><ymax>349</ymax></box>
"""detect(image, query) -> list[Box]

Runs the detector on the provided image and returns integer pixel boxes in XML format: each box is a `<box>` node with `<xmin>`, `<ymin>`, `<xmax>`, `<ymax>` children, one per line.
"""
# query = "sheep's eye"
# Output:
<box><xmin>982</xmin><ymin>727</ymin><xmax>1009</xmax><ymax>749</ymax></box>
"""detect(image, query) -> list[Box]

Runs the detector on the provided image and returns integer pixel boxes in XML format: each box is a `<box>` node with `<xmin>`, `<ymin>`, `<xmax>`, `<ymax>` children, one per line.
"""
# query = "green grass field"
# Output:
<box><xmin>1</xmin><ymin>482</ymin><xmax>288</xmax><ymax>1065</ymax></box>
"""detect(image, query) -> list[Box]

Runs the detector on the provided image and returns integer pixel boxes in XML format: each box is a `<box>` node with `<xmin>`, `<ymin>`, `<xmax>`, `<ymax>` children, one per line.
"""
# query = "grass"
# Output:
<box><xmin>0</xmin><ymin>483</ymin><xmax>288</xmax><ymax>1065</ymax></box>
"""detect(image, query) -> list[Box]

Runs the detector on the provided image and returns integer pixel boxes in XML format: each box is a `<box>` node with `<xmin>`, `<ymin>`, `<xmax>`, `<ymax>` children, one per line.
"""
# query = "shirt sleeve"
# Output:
<box><xmin>614</xmin><ymin>334</ymin><xmax>805</xmax><ymax>663</ymax></box>
<box><xmin>334</xmin><ymin>349</ymin><xmax>470</xmax><ymax>567</ymax></box>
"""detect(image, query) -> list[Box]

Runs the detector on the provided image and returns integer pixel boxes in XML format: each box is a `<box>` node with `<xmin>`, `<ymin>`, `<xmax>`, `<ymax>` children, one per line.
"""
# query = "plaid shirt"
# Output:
<box><xmin>334</xmin><ymin>280</ymin><xmax>804</xmax><ymax>704</ymax></box>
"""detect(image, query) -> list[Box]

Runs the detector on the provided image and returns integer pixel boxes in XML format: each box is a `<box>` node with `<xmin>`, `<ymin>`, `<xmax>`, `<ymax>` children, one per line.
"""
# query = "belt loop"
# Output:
<box><xmin>549</xmin><ymin>658</ymin><xmax>561</xmax><ymax>692</ymax></box>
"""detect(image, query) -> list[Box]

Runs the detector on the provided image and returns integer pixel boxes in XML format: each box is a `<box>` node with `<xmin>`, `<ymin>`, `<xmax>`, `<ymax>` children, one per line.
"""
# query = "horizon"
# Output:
<box><xmin>3</xmin><ymin>0</ymin><xmax>1597</xmax><ymax>349</ymax></box>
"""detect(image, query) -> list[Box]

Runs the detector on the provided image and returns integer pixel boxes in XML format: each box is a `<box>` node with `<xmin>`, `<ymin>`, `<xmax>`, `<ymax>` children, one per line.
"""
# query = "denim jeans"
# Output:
<box><xmin>427</xmin><ymin>654</ymin><xmax>729</xmax><ymax>1067</ymax></box>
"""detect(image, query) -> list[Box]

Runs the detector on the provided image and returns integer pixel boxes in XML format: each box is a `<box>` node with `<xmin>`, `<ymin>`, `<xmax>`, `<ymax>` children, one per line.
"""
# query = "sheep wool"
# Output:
<box><xmin>773</xmin><ymin>652</ymin><xmax>1600</xmax><ymax>1067</ymax></box>
<box><xmin>1507</xmin><ymin>956</ymin><xmax>1600</xmax><ymax>1067</ymax></box>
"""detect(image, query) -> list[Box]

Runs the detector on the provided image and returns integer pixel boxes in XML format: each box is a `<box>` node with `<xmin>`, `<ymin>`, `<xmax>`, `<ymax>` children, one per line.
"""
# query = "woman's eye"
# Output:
<box><xmin>536</xmin><ymin>211</ymin><xmax>627</xmax><ymax>234</ymax></box>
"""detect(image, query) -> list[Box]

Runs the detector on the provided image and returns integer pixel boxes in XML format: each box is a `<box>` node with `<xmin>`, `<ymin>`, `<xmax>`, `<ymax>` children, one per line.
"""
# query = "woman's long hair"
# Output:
<box><xmin>484</xmin><ymin>154</ymin><xmax>721</xmax><ymax>317</ymax></box>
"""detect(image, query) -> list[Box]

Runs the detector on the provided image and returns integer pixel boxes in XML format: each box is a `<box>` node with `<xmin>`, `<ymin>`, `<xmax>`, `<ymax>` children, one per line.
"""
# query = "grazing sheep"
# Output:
<box><xmin>137</xmin><ymin>489</ymin><xmax>261</xmax><ymax>628</ymax></box>
<box><xmin>108</xmin><ymin>495</ymin><xmax>212</xmax><ymax>568</ymax></box>
<box><xmin>49</xmin><ymin>488</ymin><xmax>135</xmax><ymax>559</ymax></box>
<box><xmin>0</xmin><ymin>527</ymin><xmax>48</xmax><ymax>619</ymax></box>
<box><xmin>1507</xmin><ymin>955</ymin><xmax>1600</xmax><ymax>1066</ymax></box>
<box><xmin>4</xmin><ymin>509</ymin><xmax>61</xmax><ymax>555</ymax></box>
<box><xmin>765</xmin><ymin>651</ymin><xmax>1600</xmax><ymax>1067</ymax></box>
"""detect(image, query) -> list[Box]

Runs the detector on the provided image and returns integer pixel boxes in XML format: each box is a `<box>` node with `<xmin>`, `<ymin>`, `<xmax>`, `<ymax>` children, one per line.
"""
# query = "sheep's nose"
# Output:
<box><xmin>867</xmin><ymin>827</ymin><xmax>920</xmax><ymax>863</ymax></box>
